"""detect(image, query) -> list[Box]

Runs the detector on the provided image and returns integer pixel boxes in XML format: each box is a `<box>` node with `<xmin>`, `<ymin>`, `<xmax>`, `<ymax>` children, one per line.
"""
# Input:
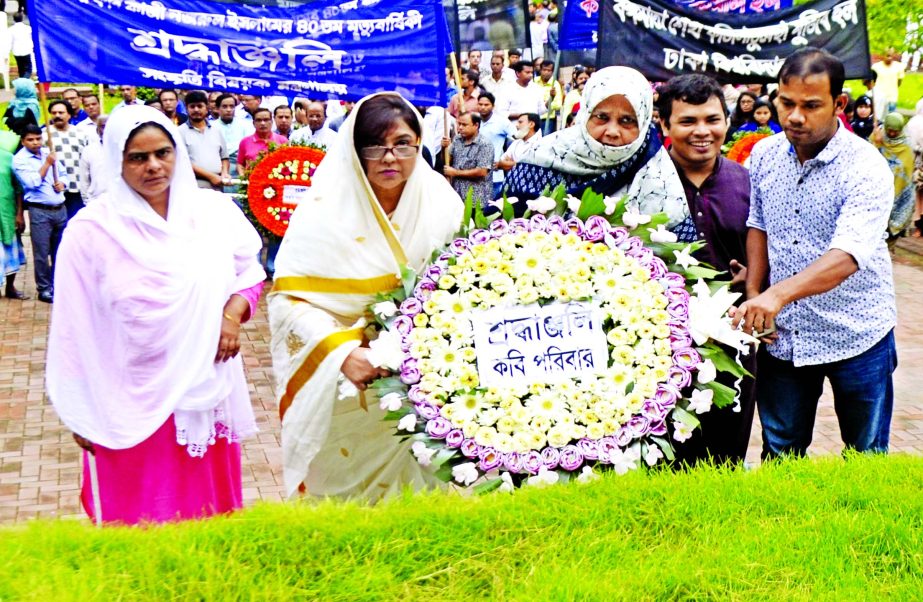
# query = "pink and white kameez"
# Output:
<box><xmin>47</xmin><ymin>106</ymin><xmax>265</xmax><ymax>524</ymax></box>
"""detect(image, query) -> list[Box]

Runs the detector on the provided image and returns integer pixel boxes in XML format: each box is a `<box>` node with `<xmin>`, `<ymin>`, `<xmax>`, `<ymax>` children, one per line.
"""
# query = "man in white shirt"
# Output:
<box><xmin>481</xmin><ymin>53</ymin><xmax>514</xmax><ymax>97</ymax></box>
<box><xmin>529</xmin><ymin>12</ymin><xmax>549</xmax><ymax>61</ymax></box>
<box><xmin>213</xmin><ymin>93</ymin><xmax>253</xmax><ymax>181</ymax></box>
<box><xmin>273</xmin><ymin>105</ymin><xmax>294</xmax><ymax>139</ymax></box>
<box><xmin>498</xmin><ymin>113</ymin><xmax>542</xmax><ymax>171</ymax></box>
<box><xmin>260</xmin><ymin>95</ymin><xmax>291</xmax><ymax>113</ymax></box>
<box><xmin>871</xmin><ymin>48</ymin><xmax>905</xmax><ymax>116</ymax></box>
<box><xmin>289</xmin><ymin>101</ymin><xmax>338</xmax><ymax>149</ymax></box>
<box><xmin>44</xmin><ymin>99</ymin><xmax>87</xmax><ymax>219</ymax></box>
<box><xmin>476</xmin><ymin>92</ymin><xmax>515</xmax><ymax>199</ymax></box>
<box><xmin>75</xmin><ymin>95</ymin><xmax>102</xmax><ymax>137</ymax></box>
<box><xmin>112</xmin><ymin>85</ymin><xmax>145</xmax><ymax>112</ymax></box>
<box><xmin>235</xmin><ymin>94</ymin><xmax>262</xmax><ymax>123</ymax></box>
<box><xmin>422</xmin><ymin>106</ymin><xmax>455</xmax><ymax>165</ymax></box>
<box><xmin>496</xmin><ymin>62</ymin><xmax>546</xmax><ymax>121</ymax></box>
<box><xmin>78</xmin><ymin>115</ymin><xmax>108</xmax><ymax>203</ymax></box>
<box><xmin>10</xmin><ymin>13</ymin><xmax>32</xmax><ymax>79</ymax></box>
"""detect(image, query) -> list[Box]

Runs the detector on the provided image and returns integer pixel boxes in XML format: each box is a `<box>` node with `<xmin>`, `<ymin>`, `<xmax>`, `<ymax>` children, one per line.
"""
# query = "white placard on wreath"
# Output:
<box><xmin>470</xmin><ymin>301</ymin><xmax>609</xmax><ymax>387</ymax></box>
<box><xmin>282</xmin><ymin>184</ymin><xmax>312</xmax><ymax>206</ymax></box>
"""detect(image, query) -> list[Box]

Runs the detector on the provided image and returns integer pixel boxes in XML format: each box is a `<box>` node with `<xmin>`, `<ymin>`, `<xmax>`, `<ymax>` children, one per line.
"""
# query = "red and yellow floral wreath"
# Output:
<box><xmin>245</xmin><ymin>144</ymin><xmax>327</xmax><ymax>238</ymax></box>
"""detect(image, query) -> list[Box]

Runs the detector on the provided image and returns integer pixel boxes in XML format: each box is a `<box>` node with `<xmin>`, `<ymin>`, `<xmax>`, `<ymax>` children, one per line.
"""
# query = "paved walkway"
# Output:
<box><xmin>2</xmin><ymin>239</ymin><xmax>923</xmax><ymax>524</ymax></box>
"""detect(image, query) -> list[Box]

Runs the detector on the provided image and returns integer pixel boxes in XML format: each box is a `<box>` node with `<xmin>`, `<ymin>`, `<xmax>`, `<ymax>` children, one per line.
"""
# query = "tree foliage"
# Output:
<box><xmin>866</xmin><ymin>0</ymin><xmax>921</xmax><ymax>54</ymax></box>
<box><xmin>794</xmin><ymin>0</ymin><xmax>921</xmax><ymax>55</ymax></box>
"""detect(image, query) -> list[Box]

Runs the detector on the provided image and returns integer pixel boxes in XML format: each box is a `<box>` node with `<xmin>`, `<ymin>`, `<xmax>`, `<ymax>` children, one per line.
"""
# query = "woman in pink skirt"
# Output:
<box><xmin>46</xmin><ymin>106</ymin><xmax>265</xmax><ymax>525</ymax></box>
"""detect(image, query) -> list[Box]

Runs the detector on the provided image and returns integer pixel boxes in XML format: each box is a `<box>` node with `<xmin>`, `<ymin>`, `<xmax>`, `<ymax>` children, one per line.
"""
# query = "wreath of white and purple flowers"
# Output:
<box><xmin>364</xmin><ymin>186</ymin><xmax>756</xmax><ymax>491</ymax></box>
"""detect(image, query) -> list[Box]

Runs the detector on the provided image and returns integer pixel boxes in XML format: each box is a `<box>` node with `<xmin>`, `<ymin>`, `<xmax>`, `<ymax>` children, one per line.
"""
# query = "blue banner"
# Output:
<box><xmin>560</xmin><ymin>0</ymin><xmax>793</xmax><ymax>50</ymax></box>
<box><xmin>29</xmin><ymin>0</ymin><xmax>453</xmax><ymax>104</ymax></box>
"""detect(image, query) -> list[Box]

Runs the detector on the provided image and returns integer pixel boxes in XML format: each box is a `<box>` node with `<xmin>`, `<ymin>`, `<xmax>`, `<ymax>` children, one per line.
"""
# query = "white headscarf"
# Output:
<box><xmin>275</xmin><ymin>93</ymin><xmax>462</xmax><ymax>282</ymax></box>
<box><xmin>270</xmin><ymin>92</ymin><xmax>462</xmax><ymax>497</ymax></box>
<box><xmin>513</xmin><ymin>66</ymin><xmax>688</xmax><ymax>227</ymax></box>
<box><xmin>47</xmin><ymin>106</ymin><xmax>265</xmax><ymax>454</ymax></box>
<box><xmin>519</xmin><ymin>66</ymin><xmax>655</xmax><ymax>176</ymax></box>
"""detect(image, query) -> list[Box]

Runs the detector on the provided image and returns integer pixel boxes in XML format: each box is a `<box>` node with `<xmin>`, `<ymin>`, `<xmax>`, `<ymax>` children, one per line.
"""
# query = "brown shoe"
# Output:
<box><xmin>4</xmin><ymin>287</ymin><xmax>29</xmax><ymax>300</ymax></box>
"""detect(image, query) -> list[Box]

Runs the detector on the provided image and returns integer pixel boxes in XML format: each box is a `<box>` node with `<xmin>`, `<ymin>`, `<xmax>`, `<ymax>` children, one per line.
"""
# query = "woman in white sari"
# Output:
<box><xmin>269</xmin><ymin>93</ymin><xmax>463</xmax><ymax>501</ymax></box>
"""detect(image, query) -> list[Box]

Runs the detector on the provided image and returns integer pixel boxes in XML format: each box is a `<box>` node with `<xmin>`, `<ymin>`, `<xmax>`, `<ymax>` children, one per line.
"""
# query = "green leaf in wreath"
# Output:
<box><xmin>699</xmin><ymin>344</ymin><xmax>752</xmax><ymax>378</ymax></box>
<box><xmin>474</xmin><ymin>478</ymin><xmax>505</xmax><ymax>494</ymax></box>
<box><xmin>429</xmin><ymin>448</ymin><xmax>458</xmax><ymax>469</ymax></box>
<box><xmin>502</xmin><ymin>194</ymin><xmax>515</xmax><ymax>222</ymax></box>
<box><xmin>552</xmin><ymin>183</ymin><xmax>569</xmax><ymax>216</ymax></box>
<box><xmin>400</xmin><ymin>264</ymin><xmax>417</xmax><ymax>298</ymax></box>
<box><xmin>434</xmin><ymin>461</ymin><xmax>459</xmax><ymax>482</ymax></box>
<box><xmin>605</xmin><ymin>194</ymin><xmax>629</xmax><ymax>225</ymax></box>
<box><xmin>460</xmin><ymin>188</ymin><xmax>474</xmax><ymax>235</ymax></box>
<box><xmin>473</xmin><ymin>196</ymin><xmax>489</xmax><ymax>229</ymax></box>
<box><xmin>626</xmin><ymin>213</ymin><xmax>670</xmax><ymax>244</ymax></box>
<box><xmin>369</xmin><ymin>376</ymin><xmax>405</xmax><ymax>392</ymax></box>
<box><xmin>576</xmin><ymin>188</ymin><xmax>606</xmax><ymax>221</ymax></box>
<box><xmin>550</xmin><ymin>182</ymin><xmax>567</xmax><ymax>203</ymax></box>
<box><xmin>702</xmin><ymin>380</ymin><xmax>739</xmax><ymax>409</ymax></box>
<box><xmin>672</xmin><ymin>406</ymin><xmax>701</xmax><ymax>429</ymax></box>
<box><xmin>682</xmin><ymin>265</ymin><xmax>724</xmax><ymax>280</ymax></box>
<box><xmin>650</xmin><ymin>436</ymin><xmax>676</xmax><ymax>461</ymax></box>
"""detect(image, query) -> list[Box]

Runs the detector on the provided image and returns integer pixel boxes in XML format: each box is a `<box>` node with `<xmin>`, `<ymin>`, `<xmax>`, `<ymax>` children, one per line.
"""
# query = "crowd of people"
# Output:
<box><xmin>0</xmin><ymin>26</ymin><xmax>917</xmax><ymax>524</ymax></box>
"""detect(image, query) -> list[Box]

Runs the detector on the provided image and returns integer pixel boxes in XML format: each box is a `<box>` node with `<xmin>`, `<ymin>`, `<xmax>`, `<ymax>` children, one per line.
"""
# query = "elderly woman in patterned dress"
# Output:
<box><xmin>503</xmin><ymin>66</ymin><xmax>694</xmax><ymax>241</ymax></box>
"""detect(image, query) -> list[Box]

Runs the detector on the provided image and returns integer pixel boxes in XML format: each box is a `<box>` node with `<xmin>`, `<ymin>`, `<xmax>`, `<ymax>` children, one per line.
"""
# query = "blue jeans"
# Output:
<box><xmin>757</xmin><ymin>330</ymin><xmax>896</xmax><ymax>459</ymax></box>
<box><xmin>265</xmin><ymin>237</ymin><xmax>281</xmax><ymax>278</ymax></box>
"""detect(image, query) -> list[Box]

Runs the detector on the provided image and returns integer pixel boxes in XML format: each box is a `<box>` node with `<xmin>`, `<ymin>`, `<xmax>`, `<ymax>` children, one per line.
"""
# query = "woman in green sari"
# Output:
<box><xmin>876</xmin><ymin>112</ymin><xmax>916</xmax><ymax>245</ymax></box>
<box><xmin>0</xmin><ymin>144</ymin><xmax>27</xmax><ymax>299</ymax></box>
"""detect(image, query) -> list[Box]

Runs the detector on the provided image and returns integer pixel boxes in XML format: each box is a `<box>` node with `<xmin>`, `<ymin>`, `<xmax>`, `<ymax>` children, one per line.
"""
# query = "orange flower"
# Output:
<box><xmin>726</xmin><ymin>132</ymin><xmax>771</xmax><ymax>165</ymax></box>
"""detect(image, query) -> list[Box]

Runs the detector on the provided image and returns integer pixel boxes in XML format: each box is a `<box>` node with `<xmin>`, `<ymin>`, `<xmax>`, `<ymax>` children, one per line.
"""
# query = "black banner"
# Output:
<box><xmin>597</xmin><ymin>0</ymin><xmax>870</xmax><ymax>83</ymax></box>
<box><xmin>445</xmin><ymin>0</ymin><xmax>531</xmax><ymax>53</ymax></box>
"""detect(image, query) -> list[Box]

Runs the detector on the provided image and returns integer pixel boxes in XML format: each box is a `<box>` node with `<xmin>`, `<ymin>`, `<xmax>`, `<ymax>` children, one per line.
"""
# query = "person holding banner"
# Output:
<box><xmin>535</xmin><ymin>60</ymin><xmax>563</xmax><ymax>134</ymax></box>
<box><xmin>268</xmin><ymin>93</ymin><xmax>462</xmax><ymax>502</ymax></box>
<box><xmin>503</xmin><ymin>66</ymin><xmax>690</xmax><ymax>233</ymax></box>
<box><xmin>12</xmin><ymin>124</ymin><xmax>68</xmax><ymax>304</ymax></box>
<box><xmin>46</xmin><ymin>106</ymin><xmax>266</xmax><ymax>524</ymax></box>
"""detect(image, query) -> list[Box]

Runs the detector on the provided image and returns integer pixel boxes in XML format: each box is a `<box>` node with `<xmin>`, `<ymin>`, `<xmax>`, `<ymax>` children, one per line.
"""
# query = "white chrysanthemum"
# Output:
<box><xmin>525</xmin><ymin>391</ymin><xmax>567</xmax><ymax>421</ymax></box>
<box><xmin>446</xmin><ymin>393</ymin><xmax>483</xmax><ymax>423</ymax></box>
<box><xmin>546</xmin><ymin>425</ymin><xmax>572</xmax><ymax>448</ymax></box>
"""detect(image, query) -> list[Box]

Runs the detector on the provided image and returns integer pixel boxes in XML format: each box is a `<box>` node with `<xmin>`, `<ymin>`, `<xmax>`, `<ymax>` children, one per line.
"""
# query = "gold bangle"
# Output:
<box><xmin>223</xmin><ymin>312</ymin><xmax>240</xmax><ymax>325</ymax></box>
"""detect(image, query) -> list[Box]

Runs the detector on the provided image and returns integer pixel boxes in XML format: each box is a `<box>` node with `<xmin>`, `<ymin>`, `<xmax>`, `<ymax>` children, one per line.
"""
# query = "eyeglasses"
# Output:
<box><xmin>359</xmin><ymin>144</ymin><xmax>418</xmax><ymax>160</ymax></box>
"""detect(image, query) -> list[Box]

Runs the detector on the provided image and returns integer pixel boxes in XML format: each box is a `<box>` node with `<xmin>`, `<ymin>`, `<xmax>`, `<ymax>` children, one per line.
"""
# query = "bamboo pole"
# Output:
<box><xmin>544</xmin><ymin>49</ymin><xmax>562</xmax><ymax>134</ymax></box>
<box><xmin>445</xmin><ymin>52</ymin><xmax>467</xmax><ymax>169</ymax></box>
<box><xmin>449</xmin><ymin>52</ymin><xmax>465</xmax><ymax>115</ymax></box>
<box><xmin>36</xmin><ymin>82</ymin><xmax>58</xmax><ymax>183</ymax></box>
<box><xmin>443</xmin><ymin>107</ymin><xmax>450</xmax><ymax>166</ymax></box>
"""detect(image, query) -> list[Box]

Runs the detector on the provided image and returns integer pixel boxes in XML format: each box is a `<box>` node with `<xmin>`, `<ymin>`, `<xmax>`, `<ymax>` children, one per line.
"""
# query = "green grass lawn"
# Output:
<box><xmin>2</xmin><ymin>454</ymin><xmax>923</xmax><ymax>600</ymax></box>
